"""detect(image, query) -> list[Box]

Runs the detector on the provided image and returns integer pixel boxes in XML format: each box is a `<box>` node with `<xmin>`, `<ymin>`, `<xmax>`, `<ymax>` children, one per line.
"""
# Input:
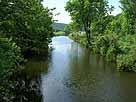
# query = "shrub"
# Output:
<box><xmin>0</xmin><ymin>0</ymin><xmax>53</xmax><ymax>52</ymax></box>
<box><xmin>117</xmin><ymin>54</ymin><xmax>136</xmax><ymax>72</ymax></box>
<box><xmin>117</xmin><ymin>35</ymin><xmax>136</xmax><ymax>72</ymax></box>
<box><xmin>92</xmin><ymin>34</ymin><xmax>121</xmax><ymax>61</ymax></box>
<box><xmin>0</xmin><ymin>38</ymin><xmax>24</xmax><ymax>75</ymax></box>
<box><xmin>69</xmin><ymin>31</ymin><xmax>136</xmax><ymax>72</ymax></box>
<box><xmin>0</xmin><ymin>37</ymin><xmax>24</xmax><ymax>101</ymax></box>
<box><xmin>69</xmin><ymin>32</ymin><xmax>87</xmax><ymax>46</ymax></box>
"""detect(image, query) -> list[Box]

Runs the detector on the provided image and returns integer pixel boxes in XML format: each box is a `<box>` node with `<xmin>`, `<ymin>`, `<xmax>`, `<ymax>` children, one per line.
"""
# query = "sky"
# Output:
<box><xmin>42</xmin><ymin>0</ymin><xmax>122</xmax><ymax>24</ymax></box>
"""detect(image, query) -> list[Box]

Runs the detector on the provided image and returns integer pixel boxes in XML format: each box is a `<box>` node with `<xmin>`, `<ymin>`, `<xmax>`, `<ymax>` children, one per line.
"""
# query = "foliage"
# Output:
<box><xmin>0</xmin><ymin>38</ymin><xmax>24</xmax><ymax>101</ymax></box>
<box><xmin>65</xmin><ymin>0</ymin><xmax>108</xmax><ymax>45</ymax></box>
<box><xmin>120</xmin><ymin>0</ymin><xmax>136</xmax><ymax>34</ymax></box>
<box><xmin>0</xmin><ymin>0</ymin><xmax>54</xmax><ymax>100</ymax></box>
<box><xmin>117</xmin><ymin>35</ymin><xmax>136</xmax><ymax>72</ymax></box>
<box><xmin>92</xmin><ymin>34</ymin><xmax>120</xmax><ymax>58</ymax></box>
<box><xmin>69</xmin><ymin>14</ymin><xmax>136</xmax><ymax>72</ymax></box>
<box><xmin>117</xmin><ymin>54</ymin><xmax>136</xmax><ymax>72</ymax></box>
<box><xmin>64</xmin><ymin>25</ymin><xmax>72</xmax><ymax>35</ymax></box>
<box><xmin>52</xmin><ymin>23</ymin><xmax>68</xmax><ymax>31</ymax></box>
<box><xmin>0</xmin><ymin>38</ymin><xmax>24</xmax><ymax>74</ymax></box>
<box><xmin>91</xmin><ymin>15</ymin><xmax>114</xmax><ymax>36</ymax></box>
<box><xmin>67</xmin><ymin>0</ymin><xmax>136</xmax><ymax>72</ymax></box>
<box><xmin>69</xmin><ymin>32</ymin><xmax>88</xmax><ymax>46</ymax></box>
<box><xmin>0</xmin><ymin>0</ymin><xmax>53</xmax><ymax>52</ymax></box>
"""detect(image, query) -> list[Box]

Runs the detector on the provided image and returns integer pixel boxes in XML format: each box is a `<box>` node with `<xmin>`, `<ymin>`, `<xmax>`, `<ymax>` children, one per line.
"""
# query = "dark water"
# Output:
<box><xmin>23</xmin><ymin>36</ymin><xmax>136</xmax><ymax>102</ymax></box>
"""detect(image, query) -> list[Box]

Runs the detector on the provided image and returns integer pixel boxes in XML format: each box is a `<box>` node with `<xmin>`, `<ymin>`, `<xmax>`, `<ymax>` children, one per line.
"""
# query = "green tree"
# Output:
<box><xmin>120</xmin><ymin>0</ymin><xmax>136</xmax><ymax>34</ymax></box>
<box><xmin>64</xmin><ymin>25</ymin><xmax>71</xmax><ymax>35</ymax></box>
<box><xmin>65</xmin><ymin>0</ymin><xmax>108</xmax><ymax>46</ymax></box>
<box><xmin>92</xmin><ymin>15</ymin><xmax>114</xmax><ymax>36</ymax></box>
<box><xmin>0</xmin><ymin>0</ymin><xmax>53</xmax><ymax>52</ymax></box>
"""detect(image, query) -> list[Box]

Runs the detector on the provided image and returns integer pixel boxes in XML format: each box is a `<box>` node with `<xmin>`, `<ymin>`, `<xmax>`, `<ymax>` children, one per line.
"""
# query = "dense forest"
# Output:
<box><xmin>53</xmin><ymin>23</ymin><xmax>68</xmax><ymax>31</ymax></box>
<box><xmin>52</xmin><ymin>23</ymin><xmax>69</xmax><ymax>36</ymax></box>
<box><xmin>65</xmin><ymin>0</ymin><xmax>136</xmax><ymax>72</ymax></box>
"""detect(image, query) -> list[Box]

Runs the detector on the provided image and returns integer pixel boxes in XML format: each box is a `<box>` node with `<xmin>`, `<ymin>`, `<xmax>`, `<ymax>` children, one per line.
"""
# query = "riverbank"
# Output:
<box><xmin>69</xmin><ymin>32</ymin><xmax>136</xmax><ymax>72</ymax></box>
<box><xmin>1</xmin><ymin>36</ymin><xmax>136</xmax><ymax>102</ymax></box>
<box><xmin>54</xmin><ymin>31</ymin><xmax>65</xmax><ymax>36</ymax></box>
<box><xmin>0</xmin><ymin>37</ymin><xmax>50</xmax><ymax>101</ymax></box>
<box><xmin>0</xmin><ymin>38</ymin><xmax>24</xmax><ymax>101</ymax></box>
<box><xmin>24</xmin><ymin>36</ymin><xmax>136</xmax><ymax>102</ymax></box>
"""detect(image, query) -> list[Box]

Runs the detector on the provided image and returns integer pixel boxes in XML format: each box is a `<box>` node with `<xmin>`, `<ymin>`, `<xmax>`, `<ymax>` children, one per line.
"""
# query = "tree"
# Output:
<box><xmin>92</xmin><ymin>15</ymin><xmax>114</xmax><ymax>36</ymax></box>
<box><xmin>0</xmin><ymin>0</ymin><xmax>53</xmax><ymax>52</ymax></box>
<box><xmin>120</xmin><ymin>0</ymin><xmax>136</xmax><ymax>34</ymax></box>
<box><xmin>64</xmin><ymin>25</ymin><xmax>71</xmax><ymax>35</ymax></box>
<box><xmin>65</xmin><ymin>0</ymin><xmax>108</xmax><ymax>46</ymax></box>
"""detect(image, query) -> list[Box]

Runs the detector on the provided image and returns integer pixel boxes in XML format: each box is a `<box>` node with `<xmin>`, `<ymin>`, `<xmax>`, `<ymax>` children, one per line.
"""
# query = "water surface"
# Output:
<box><xmin>24</xmin><ymin>36</ymin><xmax>136</xmax><ymax>102</ymax></box>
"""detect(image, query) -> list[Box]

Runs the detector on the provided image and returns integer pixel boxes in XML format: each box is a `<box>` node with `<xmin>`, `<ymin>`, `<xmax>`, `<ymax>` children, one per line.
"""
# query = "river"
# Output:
<box><xmin>22</xmin><ymin>36</ymin><xmax>136</xmax><ymax>102</ymax></box>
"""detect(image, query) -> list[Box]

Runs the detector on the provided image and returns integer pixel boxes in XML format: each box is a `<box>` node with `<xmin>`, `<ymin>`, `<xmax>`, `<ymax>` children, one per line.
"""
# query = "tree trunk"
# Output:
<box><xmin>84</xmin><ymin>22</ymin><xmax>91</xmax><ymax>47</ymax></box>
<box><xmin>85</xmin><ymin>28</ymin><xmax>91</xmax><ymax>47</ymax></box>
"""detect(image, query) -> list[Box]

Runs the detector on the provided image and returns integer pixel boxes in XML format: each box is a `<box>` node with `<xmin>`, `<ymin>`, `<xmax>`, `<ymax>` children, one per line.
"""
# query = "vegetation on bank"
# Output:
<box><xmin>69</xmin><ymin>32</ymin><xmax>136</xmax><ymax>72</ymax></box>
<box><xmin>69</xmin><ymin>32</ymin><xmax>87</xmax><ymax>46</ymax></box>
<box><xmin>0</xmin><ymin>0</ymin><xmax>53</xmax><ymax>101</ymax></box>
<box><xmin>66</xmin><ymin>0</ymin><xmax>136</xmax><ymax>72</ymax></box>
<box><xmin>54</xmin><ymin>31</ymin><xmax>65</xmax><ymax>36</ymax></box>
<box><xmin>0</xmin><ymin>38</ymin><xmax>24</xmax><ymax>73</ymax></box>
<box><xmin>0</xmin><ymin>38</ymin><xmax>25</xmax><ymax>101</ymax></box>
<box><xmin>53</xmin><ymin>23</ymin><xmax>72</xmax><ymax>36</ymax></box>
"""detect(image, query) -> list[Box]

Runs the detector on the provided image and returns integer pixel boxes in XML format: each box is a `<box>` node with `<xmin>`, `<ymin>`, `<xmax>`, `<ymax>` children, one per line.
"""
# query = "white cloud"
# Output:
<box><xmin>42</xmin><ymin>0</ymin><xmax>71</xmax><ymax>24</ymax></box>
<box><xmin>42</xmin><ymin>0</ymin><xmax>122</xmax><ymax>24</ymax></box>
<box><xmin>109</xmin><ymin>0</ymin><xmax>122</xmax><ymax>15</ymax></box>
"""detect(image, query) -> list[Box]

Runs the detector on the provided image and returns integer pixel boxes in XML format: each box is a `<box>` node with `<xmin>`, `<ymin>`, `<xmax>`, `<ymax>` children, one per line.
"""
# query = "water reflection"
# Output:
<box><xmin>68</xmin><ymin>42</ymin><xmax>121</xmax><ymax>102</ymax></box>
<box><xmin>13</xmin><ymin>57</ymin><xmax>49</xmax><ymax>102</ymax></box>
<box><xmin>41</xmin><ymin>36</ymin><xmax>136</xmax><ymax>102</ymax></box>
<box><xmin>21</xmin><ymin>36</ymin><xmax>136</xmax><ymax>102</ymax></box>
<box><xmin>13</xmin><ymin>75</ymin><xmax>42</xmax><ymax>102</ymax></box>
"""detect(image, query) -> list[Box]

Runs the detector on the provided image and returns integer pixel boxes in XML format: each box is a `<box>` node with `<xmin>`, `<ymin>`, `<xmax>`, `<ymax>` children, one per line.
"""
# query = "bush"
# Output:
<box><xmin>0</xmin><ymin>37</ymin><xmax>24</xmax><ymax>102</ymax></box>
<box><xmin>69</xmin><ymin>32</ymin><xmax>87</xmax><ymax>46</ymax></box>
<box><xmin>0</xmin><ymin>0</ymin><xmax>53</xmax><ymax>52</ymax></box>
<box><xmin>0</xmin><ymin>38</ymin><xmax>24</xmax><ymax>75</ymax></box>
<box><xmin>69</xmin><ymin>31</ymin><xmax>136</xmax><ymax>72</ymax></box>
<box><xmin>92</xmin><ymin>34</ymin><xmax>121</xmax><ymax>61</ymax></box>
<box><xmin>117</xmin><ymin>54</ymin><xmax>136</xmax><ymax>72</ymax></box>
<box><xmin>117</xmin><ymin>35</ymin><xmax>136</xmax><ymax>72</ymax></box>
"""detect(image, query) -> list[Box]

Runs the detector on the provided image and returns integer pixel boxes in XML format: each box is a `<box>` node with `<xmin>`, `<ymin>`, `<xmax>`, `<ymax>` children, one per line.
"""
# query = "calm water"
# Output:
<box><xmin>23</xmin><ymin>36</ymin><xmax>136</xmax><ymax>102</ymax></box>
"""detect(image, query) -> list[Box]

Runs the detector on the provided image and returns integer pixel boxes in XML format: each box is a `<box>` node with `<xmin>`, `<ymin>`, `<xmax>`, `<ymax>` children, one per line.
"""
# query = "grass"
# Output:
<box><xmin>54</xmin><ymin>31</ymin><xmax>65</xmax><ymax>36</ymax></box>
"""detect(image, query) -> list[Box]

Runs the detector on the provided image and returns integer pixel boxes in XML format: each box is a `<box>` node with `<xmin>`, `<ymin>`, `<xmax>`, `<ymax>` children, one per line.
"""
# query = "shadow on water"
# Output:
<box><xmin>11</xmin><ymin>56</ymin><xmax>49</xmax><ymax>102</ymax></box>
